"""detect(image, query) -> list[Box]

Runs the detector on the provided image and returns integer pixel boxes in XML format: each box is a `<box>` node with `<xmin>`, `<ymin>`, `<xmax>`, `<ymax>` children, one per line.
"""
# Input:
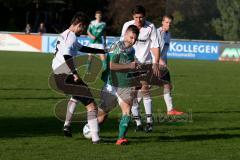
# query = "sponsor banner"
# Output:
<box><xmin>167</xmin><ymin>41</ymin><xmax>220</xmax><ymax>60</ymax></box>
<box><xmin>42</xmin><ymin>35</ymin><xmax>58</xmax><ymax>53</ymax></box>
<box><xmin>3</xmin><ymin>32</ymin><xmax>238</xmax><ymax>62</ymax></box>
<box><xmin>0</xmin><ymin>33</ymin><xmax>42</xmax><ymax>52</ymax></box>
<box><xmin>219</xmin><ymin>44</ymin><xmax>240</xmax><ymax>61</ymax></box>
<box><xmin>42</xmin><ymin>35</ymin><xmax>119</xmax><ymax>53</ymax></box>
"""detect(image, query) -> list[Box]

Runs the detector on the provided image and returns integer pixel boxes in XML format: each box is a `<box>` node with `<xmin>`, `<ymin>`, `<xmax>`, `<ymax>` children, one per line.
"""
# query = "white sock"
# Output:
<box><xmin>131</xmin><ymin>100</ymin><xmax>142</xmax><ymax>126</ymax></box>
<box><xmin>143</xmin><ymin>96</ymin><xmax>153</xmax><ymax>123</ymax></box>
<box><xmin>64</xmin><ymin>98</ymin><xmax>78</xmax><ymax>126</ymax></box>
<box><xmin>87</xmin><ymin>110</ymin><xmax>100</xmax><ymax>142</ymax></box>
<box><xmin>137</xmin><ymin>90</ymin><xmax>143</xmax><ymax>103</ymax></box>
<box><xmin>164</xmin><ymin>88</ymin><xmax>173</xmax><ymax>111</ymax></box>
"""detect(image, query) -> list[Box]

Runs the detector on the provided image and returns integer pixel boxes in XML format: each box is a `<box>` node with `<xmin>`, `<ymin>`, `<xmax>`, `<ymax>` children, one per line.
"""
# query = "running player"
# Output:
<box><xmin>51</xmin><ymin>12</ymin><xmax>105</xmax><ymax>144</ymax></box>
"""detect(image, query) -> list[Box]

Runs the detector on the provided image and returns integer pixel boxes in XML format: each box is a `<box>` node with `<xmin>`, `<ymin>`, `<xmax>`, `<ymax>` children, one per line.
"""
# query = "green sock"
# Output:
<box><xmin>118</xmin><ymin>114</ymin><xmax>131</xmax><ymax>139</ymax></box>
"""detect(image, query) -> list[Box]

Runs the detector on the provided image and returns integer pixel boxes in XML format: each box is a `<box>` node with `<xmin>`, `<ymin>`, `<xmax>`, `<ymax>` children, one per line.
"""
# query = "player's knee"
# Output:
<box><xmin>142</xmin><ymin>84</ymin><xmax>150</xmax><ymax>91</ymax></box>
<box><xmin>164</xmin><ymin>83</ymin><xmax>172</xmax><ymax>90</ymax></box>
<box><xmin>98</xmin><ymin>113</ymin><xmax>108</xmax><ymax>124</ymax></box>
<box><xmin>122</xmin><ymin>108</ymin><xmax>131</xmax><ymax>115</ymax></box>
<box><xmin>86</xmin><ymin>102</ymin><xmax>97</xmax><ymax>112</ymax></box>
<box><xmin>164</xmin><ymin>84</ymin><xmax>172</xmax><ymax>94</ymax></box>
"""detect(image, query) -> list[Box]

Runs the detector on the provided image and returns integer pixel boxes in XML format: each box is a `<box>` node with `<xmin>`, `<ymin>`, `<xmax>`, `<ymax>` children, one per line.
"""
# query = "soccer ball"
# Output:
<box><xmin>83</xmin><ymin>123</ymin><xmax>92</xmax><ymax>139</ymax></box>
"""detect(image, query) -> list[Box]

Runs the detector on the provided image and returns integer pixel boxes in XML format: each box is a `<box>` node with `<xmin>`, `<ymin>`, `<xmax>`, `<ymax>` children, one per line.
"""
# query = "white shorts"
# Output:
<box><xmin>98</xmin><ymin>84</ymin><xmax>136</xmax><ymax>113</ymax></box>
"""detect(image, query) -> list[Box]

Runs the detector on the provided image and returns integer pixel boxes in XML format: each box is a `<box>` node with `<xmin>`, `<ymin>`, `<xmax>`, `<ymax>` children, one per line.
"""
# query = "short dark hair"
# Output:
<box><xmin>126</xmin><ymin>25</ymin><xmax>139</xmax><ymax>37</ymax></box>
<box><xmin>132</xmin><ymin>5</ymin><xmax>146</xmax><ymax>16</ymax></box>
<box><xmin>95</xmin><ymin>10</ymin><xmax>102</xmax><ymax>15</ymax></box>
<box><xmin>71</xmin><ymin>12</ymin><xmax>90</xmax><ymax>25</ymax></box>
<box><xmin>162</xmin><ymin>14</ymin><xmax>174</xmax><ymax>21</ymax></box>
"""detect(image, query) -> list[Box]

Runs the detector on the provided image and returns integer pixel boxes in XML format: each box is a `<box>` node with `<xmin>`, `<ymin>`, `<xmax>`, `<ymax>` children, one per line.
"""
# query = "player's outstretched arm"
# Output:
<box><xmin>110</xmin><ymin>61</ymin><xmax>136</xmax><ymax>71</ymax></box>
<box><xmin>79</xmin><ymin>46</ymin><xmax>105</xmax><ymax>54</ymax></box>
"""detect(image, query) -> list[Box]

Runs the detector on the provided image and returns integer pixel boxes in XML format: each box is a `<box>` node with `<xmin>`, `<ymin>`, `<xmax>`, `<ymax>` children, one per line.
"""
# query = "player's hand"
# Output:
<box><xmin>159</xmin><ymin>58</ymin><xmax>167</xmax><ymax>67</ymax></box>
<box><xmin>73</xmin><ymin>73</ymin><xmax>80</xmax><ymax>82</ymax></box>
<box><xmin>129</xmin><ymin>62</ymin><xmax>136</xmax><ymax>70</ymax></box>
<box><xmin>90</xmin><ymin>35</ymin><xmax>96</xmax><ymax>40</ymax></box>
<box><xmin>152</xmin><ymin>63</ymin><xmax>160</xmax><ymax>77</ymax></box>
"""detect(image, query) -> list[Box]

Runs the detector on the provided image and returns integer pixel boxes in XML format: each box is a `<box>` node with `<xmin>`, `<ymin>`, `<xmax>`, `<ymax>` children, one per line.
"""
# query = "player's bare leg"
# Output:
<box><xmin>97</xmin><ymin>108</ymin><xmax>108</xmax><ymax>124</ymax></box>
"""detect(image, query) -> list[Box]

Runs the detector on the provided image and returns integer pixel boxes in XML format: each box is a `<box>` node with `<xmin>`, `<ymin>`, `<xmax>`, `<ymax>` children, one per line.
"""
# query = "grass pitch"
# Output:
<box><xmin>0</xmin><ymin>51</ymin><xmax>239</xmax><ymax>160</ymax></box>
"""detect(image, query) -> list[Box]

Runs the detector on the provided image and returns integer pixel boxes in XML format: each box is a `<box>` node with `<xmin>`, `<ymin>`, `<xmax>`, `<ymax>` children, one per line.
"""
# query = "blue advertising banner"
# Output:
<box><xmin>42</xmin><ymin>35</ymin><xmax>119</xmax><ymax>53</ymax></box>
<box><xmin>167</xmin><ymin>41</ymin><xmax>220</xmax><ymax>60</ymax></box>
<box><xmin>42</xmin><ymin>35</ymin><xmax>58</xmax><ymax>53</ymax></box>
<box><xmin>42</xmin><ymin>35</ymin><xmax>223</xmax><ymax>61</ymax></box>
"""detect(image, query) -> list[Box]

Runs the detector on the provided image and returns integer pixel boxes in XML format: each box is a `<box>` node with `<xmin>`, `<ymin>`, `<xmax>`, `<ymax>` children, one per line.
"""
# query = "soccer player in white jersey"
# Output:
<box><xmin>157</xmin><ymin>15</ymin><xmax>184</xmax><ymax>115</ymax></box>
<box><xmin>51</xmin><ymin>12</ymin><xmax>105</xmax><ymax>144</ymax></box>
<box><xmin>121</xmin><ymin>5</ymin><xmax>164</xmax><ymax>132</ymax></box>
<box><xmin>86</xmin><ymin>10</ymin><xmax>107</xmax><ymax>73</ymax></box>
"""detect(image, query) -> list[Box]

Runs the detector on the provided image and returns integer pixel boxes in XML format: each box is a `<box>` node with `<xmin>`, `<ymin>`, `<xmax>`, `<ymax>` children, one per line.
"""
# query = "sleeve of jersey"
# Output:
<box><xmin>64</xmin><ymin>35</ymin><xmax>82</xmax><ymax>55</ymax></box>
<box><xmin>109</xmin><ymin>48</ymin><xmax>120</xmax><ymax>64</ymax></box>
<box><xmin>150</xmin><ymin>24</ymin><xmax>160</xmax><ymax>48</ymax></box>
<box><xmin>157</xmin><ymin>29</ymin><xmax>164</xmax><ymax>51</ymax></box>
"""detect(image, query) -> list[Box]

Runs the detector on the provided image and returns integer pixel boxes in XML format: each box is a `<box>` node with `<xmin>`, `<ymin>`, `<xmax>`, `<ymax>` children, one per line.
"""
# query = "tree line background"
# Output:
<box><xmin>0</xmin><ymin>0</ymin><xmax>239</xmax><ymax>41</ymax></box>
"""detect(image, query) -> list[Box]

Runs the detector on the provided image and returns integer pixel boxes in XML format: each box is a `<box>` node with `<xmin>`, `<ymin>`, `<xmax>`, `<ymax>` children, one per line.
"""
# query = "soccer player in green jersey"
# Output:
<box><xmin>99</xmin><ymin>25</ymin><xmax>140</xmax><ymax>145</ymax></box>
<box><xmin>87</xmin><ymin>10</ymin><xmax>107</xmax><ymax>73</ymax></box>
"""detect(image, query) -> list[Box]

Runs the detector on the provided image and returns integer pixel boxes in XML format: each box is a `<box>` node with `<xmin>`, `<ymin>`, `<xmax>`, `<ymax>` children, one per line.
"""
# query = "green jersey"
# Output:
<box><xmin>87</xmin><ymin>20</ymin><xmax>106</xmax><ymax>44</ymax></box>
<box><xmin>101</xmin><ymin>41</ymin><xmax>135</xmax><ymax>88</ymax></box>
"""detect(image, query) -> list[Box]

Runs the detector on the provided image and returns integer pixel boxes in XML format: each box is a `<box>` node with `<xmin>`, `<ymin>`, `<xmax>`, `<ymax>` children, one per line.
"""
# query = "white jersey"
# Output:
<box><xmin>157</xmin><ymin>27</ymin><xmax>171</xmax><ymax>63</ymax></box>
<box><xmin>121</xmin><ymin>20</ymin><xmax>159</xmax><ymax>63</ymax></box>
<box><xmin>52</xmin><ymin>29</ymin><xmax>82</xmax><ymax>74</ymax></box>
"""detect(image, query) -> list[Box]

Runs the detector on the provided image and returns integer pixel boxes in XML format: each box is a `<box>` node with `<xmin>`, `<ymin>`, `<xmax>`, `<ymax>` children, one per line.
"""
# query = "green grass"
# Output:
<box><xmin>0</xmin><ymin>51</ymin><xmax>240</xmax><ymax>160</ymax></box>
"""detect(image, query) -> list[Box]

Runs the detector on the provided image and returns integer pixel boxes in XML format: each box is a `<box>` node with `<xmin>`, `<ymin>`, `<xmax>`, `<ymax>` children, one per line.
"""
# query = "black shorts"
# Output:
<box><xmin>53</xmin><ymin>74</ymin><xmax>94</xmax><ymax>106</ymax></box>
<box><xmin>131</xmin><ymin>64</ymin><xmax>171</xmax><ymax>86</ymax></box>
<box><xmin>160</xmin><ymin>68</ymin><xmax>171</xmax><ymax>83</ymax></box>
